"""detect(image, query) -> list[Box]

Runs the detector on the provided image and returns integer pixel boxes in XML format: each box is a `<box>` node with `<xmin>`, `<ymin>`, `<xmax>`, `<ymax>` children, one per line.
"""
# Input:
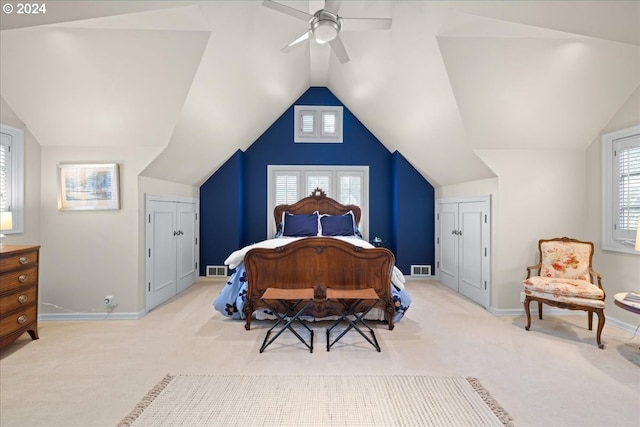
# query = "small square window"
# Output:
<box><xmin>294</xmin><ymin>105</ymin><xmax>343</xmax><ymax>143</ymax></box>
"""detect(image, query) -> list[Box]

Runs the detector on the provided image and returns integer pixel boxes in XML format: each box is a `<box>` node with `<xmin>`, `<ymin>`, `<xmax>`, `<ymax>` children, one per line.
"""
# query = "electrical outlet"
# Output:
<box><xmin>520</xmin><ymin>292</ymin><xmax>526</xmax><ymax>303</ymax></box>
<box><xmin>103</xmin><ymin>295</ymin><xmax>115</xmax><ymax>306</ymax></box>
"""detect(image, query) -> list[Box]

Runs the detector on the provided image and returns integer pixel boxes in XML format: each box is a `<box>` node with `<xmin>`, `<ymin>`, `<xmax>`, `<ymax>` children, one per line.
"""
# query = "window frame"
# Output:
<box><xmin>267</xmin><ymin>165</ymin><xmax>368</xmax><ymax>239</ymax></box>
<box><xmin>0</xmin><ymin>124</ymin><xmax>24</xmax><ymax>234</ymax></box>
<box><xmin>602</xmin><ymin>125</ymin><xmax>640</xmax><ymax>254</ymax></box>
<box><xmin>294</xmin><ymin>106</ymin><xmax>343</xmax><ymax>143</ymax></box>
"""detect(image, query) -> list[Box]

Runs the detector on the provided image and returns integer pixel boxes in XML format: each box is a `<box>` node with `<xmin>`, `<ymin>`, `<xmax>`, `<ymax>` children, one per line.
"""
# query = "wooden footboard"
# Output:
<box><xmin>243</xmin><ymin>237</ymin><xmax>395</xmax><ymax>331</ymax></box>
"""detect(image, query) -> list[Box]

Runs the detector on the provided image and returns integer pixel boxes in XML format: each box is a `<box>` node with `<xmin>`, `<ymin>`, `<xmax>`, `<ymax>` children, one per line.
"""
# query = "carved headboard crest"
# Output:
<box><xmin>310</xmin><ymin>187</ymin><xmax>327</xmax><ymax>199</ymax></box>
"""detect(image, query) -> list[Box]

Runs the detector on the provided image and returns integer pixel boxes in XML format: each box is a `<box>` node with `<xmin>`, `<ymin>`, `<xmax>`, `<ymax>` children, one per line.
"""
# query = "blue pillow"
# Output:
<box><xmin>282</xmin><ymin>212</ymin><xmax>319</xmax><ymax>237</ymax></box>
<box><xmin>320</xmin><ymin>213</ymin><xmax>355</xmax><ymax>236</ymax></box>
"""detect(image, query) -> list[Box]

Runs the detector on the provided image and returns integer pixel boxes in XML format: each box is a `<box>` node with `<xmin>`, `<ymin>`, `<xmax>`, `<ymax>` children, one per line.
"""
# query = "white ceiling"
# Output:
<box><xmin>1</xmin><ymin>1</ymin><xmax>638</xmax><ymax>187</ymax></box>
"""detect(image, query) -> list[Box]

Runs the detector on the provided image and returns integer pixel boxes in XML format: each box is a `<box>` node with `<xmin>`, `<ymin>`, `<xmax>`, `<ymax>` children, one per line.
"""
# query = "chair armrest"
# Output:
<box><xmin>526</xmin><ymin>263</ymin><xmax>542</xmax><ymax>279</ymax></box>
<box><xmin>590</xmin><ymin>268</ymin><xmax>603</xmax><ymax>289</ymax></box>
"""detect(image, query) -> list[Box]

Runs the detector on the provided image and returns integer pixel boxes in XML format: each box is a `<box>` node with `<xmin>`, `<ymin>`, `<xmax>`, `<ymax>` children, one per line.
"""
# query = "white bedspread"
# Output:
<box><xmin>224</xmin><ymin>236</ymin><xmax>406</xmax><ymax>290</ymax></box>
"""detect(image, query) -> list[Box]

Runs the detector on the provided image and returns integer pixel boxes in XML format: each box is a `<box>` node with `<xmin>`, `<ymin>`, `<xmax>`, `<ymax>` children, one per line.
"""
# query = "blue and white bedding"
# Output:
<box><xmin>213</xmin><ymin>236</ymin><xmax>411</xmax><ymax>323</ymax></box>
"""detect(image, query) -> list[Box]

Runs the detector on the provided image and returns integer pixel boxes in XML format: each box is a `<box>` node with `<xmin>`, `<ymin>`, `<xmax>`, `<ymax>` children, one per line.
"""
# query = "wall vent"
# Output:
<box><xmin>206</xmin><ymin>265</ymin><xmax>228</xmax><ymax>277</ymax></box>
<box><xmin>411</xmin><ymin>265</ymin><xmax>432</xmax><ymax>276</ymax></box>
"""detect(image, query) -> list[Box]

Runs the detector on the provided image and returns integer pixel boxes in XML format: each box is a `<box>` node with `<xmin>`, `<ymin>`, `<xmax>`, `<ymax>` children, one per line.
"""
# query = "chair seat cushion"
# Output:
<box><xmin>523</xmin><ymin>276</ymin><xmax>604</xmax><ymax>299</ymax></box>
<box><xmin>524</xmin><ymin>289</ymin><xmax>606</xmax><ymax>309</ymax></box>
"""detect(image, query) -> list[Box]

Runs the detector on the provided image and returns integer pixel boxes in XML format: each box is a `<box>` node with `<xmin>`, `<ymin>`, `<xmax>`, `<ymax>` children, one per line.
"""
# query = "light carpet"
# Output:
<box><xmin>118</xmin><ymin>374</ymin><xmax>514</xmax><ymax>427</ymax></box>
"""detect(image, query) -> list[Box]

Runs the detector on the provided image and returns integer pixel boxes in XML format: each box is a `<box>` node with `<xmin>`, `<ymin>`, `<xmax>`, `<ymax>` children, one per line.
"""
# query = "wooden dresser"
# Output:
<box><xmin>0</xmin><ymin>245</ymin><xmax>40</xmax><ymax>350</ymax></box>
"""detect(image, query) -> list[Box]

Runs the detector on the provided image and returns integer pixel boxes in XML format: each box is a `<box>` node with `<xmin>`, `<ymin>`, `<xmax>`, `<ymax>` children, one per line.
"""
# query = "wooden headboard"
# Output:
<box><xmin>273</xmin><ymin>188</ymin><xmax>361</xmax><ymax>230</ymax></box>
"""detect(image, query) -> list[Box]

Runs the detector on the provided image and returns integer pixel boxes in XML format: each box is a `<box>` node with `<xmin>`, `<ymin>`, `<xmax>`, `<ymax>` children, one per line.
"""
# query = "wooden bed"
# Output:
<box><xmin>243</xmin><ymin>189</ymin><xmax>396</xmax><ymax>331</ymax></box>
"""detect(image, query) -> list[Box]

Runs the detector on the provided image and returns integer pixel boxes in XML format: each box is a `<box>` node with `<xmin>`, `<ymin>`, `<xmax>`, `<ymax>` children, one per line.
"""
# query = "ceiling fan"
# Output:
<box><xmin>262</xmin><ymin>0</ymin><xmax>392</xmax><ymax>64</ymax></box>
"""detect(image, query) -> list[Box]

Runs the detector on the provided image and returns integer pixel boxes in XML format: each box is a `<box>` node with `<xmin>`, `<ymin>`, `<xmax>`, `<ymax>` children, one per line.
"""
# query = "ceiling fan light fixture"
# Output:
<box><xmin>312</xmin><ymin>19</ymin><xmax>339</xmax><ymax>44</ymax></box>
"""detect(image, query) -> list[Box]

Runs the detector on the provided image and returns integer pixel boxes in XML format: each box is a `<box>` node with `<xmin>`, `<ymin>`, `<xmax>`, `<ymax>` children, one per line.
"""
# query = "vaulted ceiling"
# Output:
<box><xmin>1</xmin><ymin>1</ymin><xmax>638</xmax><ymax>187</ymax></box>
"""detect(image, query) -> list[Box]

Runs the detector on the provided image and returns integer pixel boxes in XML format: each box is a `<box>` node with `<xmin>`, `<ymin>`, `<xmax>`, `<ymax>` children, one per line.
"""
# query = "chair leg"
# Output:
<box><xmin>524</xmin><ymin>297</ymin><xmax>532</xmax><ymax>331</ymax></box>
<box><xmin>538</xmin><ymin>301</ymin><xmax>543</xmax><ymax>319</ymax></box>
<box><xmin>587</xmin><ymin>311</ymin><xmax>593</xmax><ymax>331</ymax></box>
<box><xmin>595</xmin><ymin>309</ymin><xmax>605</xmax><ymax>349</ymax></box>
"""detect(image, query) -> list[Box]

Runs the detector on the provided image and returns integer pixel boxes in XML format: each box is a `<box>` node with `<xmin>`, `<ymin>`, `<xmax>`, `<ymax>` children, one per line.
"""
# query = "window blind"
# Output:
<box><xmin>0</xmin><ymin>134</ymin><xmax>11</xmax><ymax>212</ymax></box>
<box><xmin>614</xmin><ymin>134</ymin><xmax>640</xmax><ymax>242</ymax></box>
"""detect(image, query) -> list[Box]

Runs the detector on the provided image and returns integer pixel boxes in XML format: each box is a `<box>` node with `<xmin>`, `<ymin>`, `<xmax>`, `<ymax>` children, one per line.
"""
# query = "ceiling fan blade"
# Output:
<box><xmin>329</xmin><ymin>35</ymin><xmax>350</xmax><ymax>64</ymax></box>
<box><xmin>262</xmin><ymin>0</ymin><xmax>313</xmax><ymax>22</ymax></box>
<box><xmin>341</xmin><ymin>17</ymin><xmax>392</xmax><ymax>31</ymax></box>
<box><xmin>323</xmin><ymin>0</ymin><xmax>342</xmax><ymax>14</ymax></box>
<box><xmin>281</xmin><ymin>30</ymin><xmax>312</xmax><ymax>53</ymax></box>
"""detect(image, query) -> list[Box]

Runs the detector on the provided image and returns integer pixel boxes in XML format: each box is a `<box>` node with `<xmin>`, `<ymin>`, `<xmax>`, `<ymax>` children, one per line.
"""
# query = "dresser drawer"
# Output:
<box><xmin>0</xmin><ymin>304</ymin><xmax>37</xmax><ymax>337</ymax></box>
<box><xmin>0</xmin><ymin>266</ymin><xmax>38</xmax><ymax>293</ymax></box>
<box><xmin>0</xmin><ymin>286</ymin><xmax>37</xmax><ymax>315</ymax></box>
<box><xmin>0</xmin><ymin>249</ymin><xmax>39</xmax><ymax>272</ymax></box>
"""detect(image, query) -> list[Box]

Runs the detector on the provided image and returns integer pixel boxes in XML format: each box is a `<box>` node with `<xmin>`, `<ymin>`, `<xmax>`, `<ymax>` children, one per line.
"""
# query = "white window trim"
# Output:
<box><xmin>294</xmin><ymin>105</ymin><xmax>343</xmax><ymax>143</ymax></box>
<box><xmin>602</xmin><ymin>125</ymin><xmax>640</xmax><ymax>254</ymax></box>
<box><xmin>267</xmin><ymin>165</ymin><xmax>369</xmax><ymax>239</ymax></box>
<box><xmin>0</xmin><ymin>124</ymin><xmax>24</xmax><ymax>234</ymax></box>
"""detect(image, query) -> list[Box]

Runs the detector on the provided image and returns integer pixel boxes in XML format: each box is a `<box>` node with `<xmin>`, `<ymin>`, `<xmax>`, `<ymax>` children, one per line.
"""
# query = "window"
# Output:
<box><xmin>267</xmin><ymin>165</ymin><xmax>368</xmax><ymax>238</ymax></box>
<box><xmin>602</xmin><ymin>125</ymin><xmax>640</xmax><ymax>254</ymax></box>
<box><xmin>294</xmin><ymin>106</ymin><xmax>343</xmax><ymax>143</ymax></box>
<box><xmin>0</xmin><ymin>124</ymin><xmax>24</xmax><ymax>234</ymax></box>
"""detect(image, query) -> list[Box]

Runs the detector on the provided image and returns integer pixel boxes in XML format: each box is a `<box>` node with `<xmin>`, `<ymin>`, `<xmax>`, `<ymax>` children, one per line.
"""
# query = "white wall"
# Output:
<box><xmin>437</xmin><ymin>88</ymin><xmax>640</xmax><ymax>331</ymax></box>
<box><xmin>39</xmin><ymin>146</ymin><xmax>163</xmax><ymax>316</ymax></box>
<box><xmin>586</xmin><ymin>87</ymin><xmax>640</xmax><ymax>326</ymax></box>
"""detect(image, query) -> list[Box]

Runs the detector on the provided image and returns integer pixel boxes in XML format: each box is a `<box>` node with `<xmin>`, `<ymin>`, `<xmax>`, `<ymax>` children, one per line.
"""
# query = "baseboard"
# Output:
<box><xmin>490</xmin><ymin>307</ymin><xmax>640</xmax><ymax>335</ymax></box>
<box><xmin>404</xmin><ymin>275</ymin><xmax>436</xmax><ymax>281</ymax></box>
<box><xmin>39</xmin><ymin>311</ymin><xmax>145</xmax><ymax>321</ymax></box>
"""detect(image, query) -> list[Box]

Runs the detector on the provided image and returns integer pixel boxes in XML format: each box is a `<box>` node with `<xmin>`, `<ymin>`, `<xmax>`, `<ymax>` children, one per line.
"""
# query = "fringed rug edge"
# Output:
<box><xmin>466</xmin><ymin>377</ymin><xmax>515</xmax><ymax>427</ymax></box>
<box><xmin>117</xmin><ymin>374</ymin><xmax>174</xmax><ymax>427</ymax></box>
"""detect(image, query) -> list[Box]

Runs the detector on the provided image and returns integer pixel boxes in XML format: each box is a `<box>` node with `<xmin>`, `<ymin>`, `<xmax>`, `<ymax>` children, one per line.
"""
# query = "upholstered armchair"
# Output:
<box><xmin>523</xmin><ymin>237</ymin><xmax>606</xmax><ymax>349</ymax></box>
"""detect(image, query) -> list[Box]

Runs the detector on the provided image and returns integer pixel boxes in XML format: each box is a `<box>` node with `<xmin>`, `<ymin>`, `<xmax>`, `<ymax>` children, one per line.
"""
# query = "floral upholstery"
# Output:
<box><xmin>539</xmin><ymin>240</ymin><xmax>591</xmax><ymax>280</ymax></box>
<box><xmin>524</xmin><ymin>239</ymin><xmax>602</xmax><ymax>303</ymax></box>
<box><xmin>523</xmin><ymin>289</ymin><xmax>605</xmax><ymax>309</ymax></box>
<box><xmin>522</xmin><ymin>237</ymin><xmax>606</xmax><ymax>348</ymax></box>
<box><xmin>523</xmin><ymin>276</ymin><xmax>604</xmax><ymax>299</ymax></box>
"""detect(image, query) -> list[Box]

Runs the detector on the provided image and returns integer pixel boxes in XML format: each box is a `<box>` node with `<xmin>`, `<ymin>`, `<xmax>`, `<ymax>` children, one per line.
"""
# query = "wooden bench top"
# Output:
<box><xmin>326</xmin><ymin>288</ymin><xmax>379</xmax><ymax>300</ymax></box>
<box><xmin>261</xmin><ymin>288</ymin><xmax>314</xmax><ymax>301</ymax></box>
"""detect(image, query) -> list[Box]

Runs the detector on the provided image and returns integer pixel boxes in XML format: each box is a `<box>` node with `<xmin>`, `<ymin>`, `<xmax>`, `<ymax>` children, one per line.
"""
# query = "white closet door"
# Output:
<box><xmin>146</xmin><ymin>200</ymin><xmax>178</xmax><ymax>310</ymax></box>
<box><xmin>458</xmin><ymin>202</ymin><xmax>488</xmax><ymax>308</ymax></box>
<box><xmin>436</xmin><ymin>197</ymin><xmax>491</xmax><ymax>309</ymax></box>
<box><xmin>176</xmin><ymin>202</ymin><xmax>197</xmax><ymax>293</ymax></box>
<box><xmin>145</xmin><ymin>196</ymin><xmax>199</xmax><ymax>311</ymax></box>
<box><xmin>438</xmin><ymin>202</ymin><xmax>459</xmax><ymax>292</ymax></box>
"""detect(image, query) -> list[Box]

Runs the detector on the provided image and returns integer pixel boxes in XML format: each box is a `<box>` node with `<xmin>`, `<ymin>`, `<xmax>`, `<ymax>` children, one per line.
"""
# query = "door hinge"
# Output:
<box><xmin>484</xmin><ymin>214</ymin><xmax>487</xmax><ymax>223</ymax></box>
<box><xmin>484</xmin><ymin>281</ymin><xmax>487</xmax><ymax>290</ymax></box>
<box><xmin>148</xmin><ymin>282</ymin><xmax>151</xmax><ymax>292</ymax></box>
<box><xmin>436</xmin><ymin>261</ymin><xmax>440</xmax><ymax>269</ymax></box>
<box><xmin>148</xmin><ymin>214</ymin><xmax>151</xmax><ymax>223</ymax></box>
<box><xmin>484</xmin><ymin>247</ymin><xmax>487</xmax><ymax>256</ymax></box>
<box><xmin>436</xmin><ymin>237</ymin><xmax>439</xmax><ymax>245</ymax></box>
<box><xmin>148</xmin><ymin>248</ymin><xmax>151</xmax><ymax>257</ymax></box>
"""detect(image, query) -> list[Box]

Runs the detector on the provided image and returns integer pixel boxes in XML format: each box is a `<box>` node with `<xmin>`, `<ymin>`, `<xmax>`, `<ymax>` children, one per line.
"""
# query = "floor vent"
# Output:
<box><xmin>206</xmin><ymin>265</ymin><xmax>227</xmax><ymax>277</ymax></box>
<box><xmin>411</xmin><ymin>265</ymin><xmax>432</xmax><ymax>276</ymax></box>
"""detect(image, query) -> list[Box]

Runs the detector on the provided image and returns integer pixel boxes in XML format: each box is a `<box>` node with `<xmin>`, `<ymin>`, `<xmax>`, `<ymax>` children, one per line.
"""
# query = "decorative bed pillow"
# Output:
<box><xmin>320</xmin><ymin>212</ymin><xmax>356</xmax><ymax>236</ymax></box>
<box><xmin>282</xmin><ymin>212</ymin><xmax>319</xmax><ymax>237</ymax></box>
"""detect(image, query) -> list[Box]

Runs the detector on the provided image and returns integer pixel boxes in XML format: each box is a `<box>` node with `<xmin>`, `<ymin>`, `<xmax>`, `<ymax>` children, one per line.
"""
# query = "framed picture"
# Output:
<box><xmin>57</xmin><ymin>163</ymin><xmax>120</xmax><ymax>211</ymax></box>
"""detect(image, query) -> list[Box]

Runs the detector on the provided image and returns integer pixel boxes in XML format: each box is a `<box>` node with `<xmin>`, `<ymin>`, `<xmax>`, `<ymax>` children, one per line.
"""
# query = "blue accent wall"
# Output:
<box><xmin>391</xmin><ymin>151</ymin><xmax>435</xmax><ymax>273</ymax></box>
<box><xmin>199</xmin><ymin>149</ymin><xmax>243</xmax><ymax>275</ymax></box>
<box><xmin>199</xmin><ymin>87</ymin><xmax>435</xmax><ymax>275</ymax></box>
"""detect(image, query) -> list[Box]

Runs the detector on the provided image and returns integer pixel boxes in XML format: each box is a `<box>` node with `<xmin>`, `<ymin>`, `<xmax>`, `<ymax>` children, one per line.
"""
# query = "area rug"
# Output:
<box><xmin>118</xmin><ymin>374</ymin><xmax>514</xmax><ymax>427</ymax></box>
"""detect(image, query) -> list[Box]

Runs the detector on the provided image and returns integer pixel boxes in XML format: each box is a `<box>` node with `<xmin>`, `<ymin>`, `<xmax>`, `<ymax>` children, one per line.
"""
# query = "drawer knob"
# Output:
<box><xmin>18</xmin><ymin>274</ymin><xmax>28</xmax><ymax>283</ymax></box>
<box><xmin>18</xmin><ymin>256</ymin><xmax>29</xmax><ymax>264</ymax></box>
<box><xmin>17</xmin><ymin>315</ymin><xmax>27</xmax><ymax>324</ymax></box>
<box><xmin>18</xmin><ymin>294</ymin><xmax>28</xmax><ymax>303</ymax></box>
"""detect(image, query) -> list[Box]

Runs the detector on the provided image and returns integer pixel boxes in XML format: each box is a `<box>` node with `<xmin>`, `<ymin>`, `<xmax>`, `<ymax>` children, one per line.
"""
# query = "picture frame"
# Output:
<box><xmin>57</xmin><ymin>163</ymin><xmax>120</xmax><ymax>211</ymax></box>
